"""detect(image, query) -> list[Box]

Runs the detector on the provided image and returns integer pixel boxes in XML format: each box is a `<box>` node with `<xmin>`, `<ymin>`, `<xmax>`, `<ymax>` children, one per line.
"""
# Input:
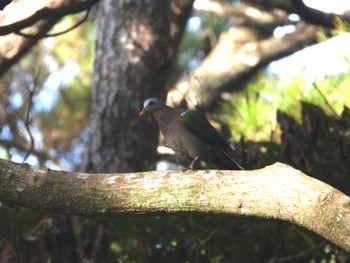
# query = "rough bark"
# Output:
<box><xmin>83</xmin><ymin>0</ymin><xmax>194</xmax><ymax>173</ymax></box>
<box><xmin>0</xmin><ymin>159</ymin><xmax>349</xmax><ymax>252</ymax></box>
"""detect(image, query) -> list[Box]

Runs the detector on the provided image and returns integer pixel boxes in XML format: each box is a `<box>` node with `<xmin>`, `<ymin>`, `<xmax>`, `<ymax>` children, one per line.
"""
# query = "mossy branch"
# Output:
<box><xmin>0</xmin><ymin>159</ymin><xmax>349</xmax><ymax>252</ymax></box>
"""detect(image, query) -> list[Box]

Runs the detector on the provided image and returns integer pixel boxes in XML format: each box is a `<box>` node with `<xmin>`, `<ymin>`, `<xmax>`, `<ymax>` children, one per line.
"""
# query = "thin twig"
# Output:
<box><xmin>16</xmin><ymin>8</ymin><xmax>91</xmax><ymax>39</ymax></box>
<box><xmin>313</xmin><ymin>83</ymin><xmax>338</xmax><ymax>116</ymax></box>
<box><xmin>268</xmin><ymin>241</ymin><xmax>328</xmax><ymax>263</ymax></box>
<box><xmin>22</xmin><ymin>69</ymin><xmax>40</xmax><ymax>163</ymax></box>
<box><xmin>11</xmin><ymin>208</ymin><xmax>23</xmax><ymax>263</ymax></box>
<box><xmin>0</xmin><ymin>0</ymin><xmax>100</xmax><ymax>36</ymax></box>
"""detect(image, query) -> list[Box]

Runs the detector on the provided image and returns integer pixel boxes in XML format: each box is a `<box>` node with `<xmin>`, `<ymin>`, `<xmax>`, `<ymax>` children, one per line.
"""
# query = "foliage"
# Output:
<box><xmin>0</xmin><ymin>14</ymin><xmax>95</xmax><ymax>169</ymax></box>
<box><xmin>219</xmin><ymin>72</ymin><xmax>350</xmax><ymax>142</ymax></box>
<box><xmin>180</xmin><ymin>69</ymin><xmax>350</xmax><ymax>262</ymax></box>
<box><xmin>217</xmin><ymin>69</ymin><xmax>350</xmax><ymax>190</ymax></box>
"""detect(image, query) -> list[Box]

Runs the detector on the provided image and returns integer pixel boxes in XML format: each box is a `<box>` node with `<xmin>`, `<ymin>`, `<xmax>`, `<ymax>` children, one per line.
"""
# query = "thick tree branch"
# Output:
<box><xmin>291</xmin><ymin>0</ymin><xmax>350</xmax><ymax>28</ymax></box>
<box><xmin>0</xmin><ymin>1</ymin><xmax>11</xmax><ymax>11</ymax></box>
<box><xmin>0</xmin><ymin>159</ymin><xmax>349</xmax><ymax>252</ymax></box>
<box><xmin>194</xmin><ymin>0</ymin><xmax>291</xmax><ymax>28</ymax></box>
<box><xmin>245</xmin><ymin>0</ymin><xmax>350</xmax><ymax>28</ymax></box>
<box><xmin>169</xmin><ymin>0</ymin><xmax>195</xmax><ymax>56</ymax></box>
<box><xmin>291</xmin><ymin>0</ymin><xmax>334</xmax><ymax>27</ymax></box>
<box><xmin>0</xmin><ymin>17</ymin><xmax>58</xmax><ymax>75</ymax></box>
<box><xmin>168</xmin><ymin>22</ymin><xmax>319</xmax><ymax>108</ymax></box>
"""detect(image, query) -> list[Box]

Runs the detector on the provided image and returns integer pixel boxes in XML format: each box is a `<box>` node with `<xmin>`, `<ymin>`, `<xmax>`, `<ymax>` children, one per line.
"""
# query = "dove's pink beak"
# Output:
<box><xmin>139</xmin><ymin>109</ymin><xmax>145</xmax><ymax>116</ymax></box>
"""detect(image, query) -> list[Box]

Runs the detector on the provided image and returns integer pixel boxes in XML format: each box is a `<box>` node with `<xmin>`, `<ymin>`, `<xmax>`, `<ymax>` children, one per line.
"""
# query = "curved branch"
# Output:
<box><xmin>22</xmin><ymin>69</ymin><xmax>40</xmax><ymax>163</ymax></box>
<box><xmin>0</xmin><ymin>0</ymin><xmax>100</xmax><ymax>75</ymax></box>
<box><xmin>244</xmin><ymin>0</ymin><xmax>350</xmax><ymax>28</ymax></box>
<box><xmin>291</xmin><ymin>0</ymin><xmax>350</xmax><ymax>28</ymax></box>
<box><xmin>0</xmin><ymin>0</ymin><xmax>100</xmax><ymax>36</ymax></box>
<box><xmin>15</xmin><ymin>8</ymin><xmax>92</xmax><ymax>39</ymax></box>
<box><xmin>167</xmin><ymin>22</ymin><xmax>319</xmax><ymax>108</ymax></box>
<box><xmin>194</xmin><ymin>0</ymin><xmax>291</xmax><ymax>28</ymax></box>
<box><xmin>169</xmin><ymin>0</ymin><xmax>195</xmax><ymax>53</ymax></box>
<box><xmin>0</xmin><ymin>159</ymin><xmax>349</xmax><ymax>252</ymax></box>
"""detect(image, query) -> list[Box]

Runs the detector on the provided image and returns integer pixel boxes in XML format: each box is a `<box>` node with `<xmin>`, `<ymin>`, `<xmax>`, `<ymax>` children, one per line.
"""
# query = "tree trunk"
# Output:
<box><xmin>63</xmin><ymin>1</ymin><xmax>193</xmax><ymax>261</ymax></box>
<box><xmin>83</xmin><ymin>0</ymin><xmax>193</xmax><ymax>173</ymax></box>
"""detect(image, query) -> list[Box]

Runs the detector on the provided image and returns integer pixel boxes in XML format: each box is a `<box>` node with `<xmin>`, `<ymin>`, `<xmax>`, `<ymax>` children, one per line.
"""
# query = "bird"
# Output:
<box><xmin>139</xmin><ymin>97</ymin><xmax>244</xmax><ymax>170</ymax></box>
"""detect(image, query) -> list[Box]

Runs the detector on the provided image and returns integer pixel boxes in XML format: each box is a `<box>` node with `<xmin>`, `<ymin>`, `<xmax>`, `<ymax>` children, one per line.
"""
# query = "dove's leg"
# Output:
<box><xmin>187</xmin><ymin>156</ymin><xmax>199</xmax><ymax>170</ymax></box>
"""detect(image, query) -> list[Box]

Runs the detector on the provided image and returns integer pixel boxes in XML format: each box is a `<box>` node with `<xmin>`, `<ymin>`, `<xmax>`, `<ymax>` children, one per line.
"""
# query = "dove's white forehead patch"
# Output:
<box><xmin>144</xmin><ymin>97</ymin><xmax>161</xmax><ymax>108</ymax></box>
